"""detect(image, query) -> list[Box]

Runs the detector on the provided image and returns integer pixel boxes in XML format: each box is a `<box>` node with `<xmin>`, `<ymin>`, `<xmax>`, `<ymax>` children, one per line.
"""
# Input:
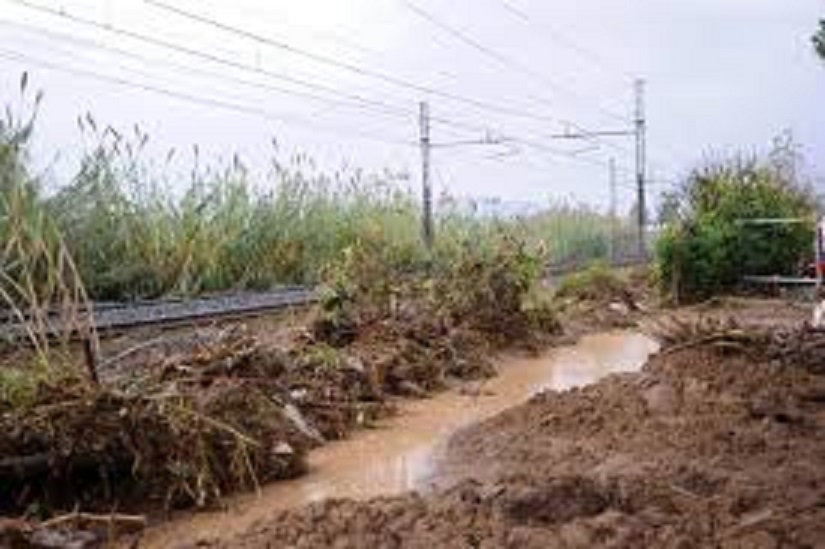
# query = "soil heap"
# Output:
<box><xmin>195</xmin><ymin>317</ymin><xmax>825</xmax><ymax>548</ymax></box>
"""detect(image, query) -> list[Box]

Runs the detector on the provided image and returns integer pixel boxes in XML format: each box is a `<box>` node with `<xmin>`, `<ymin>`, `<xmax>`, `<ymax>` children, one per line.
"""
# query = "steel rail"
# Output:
<box><xmin>0</xmin><ymin>288</ymin><xmax>317</xmax><ymax>340</ymax></box>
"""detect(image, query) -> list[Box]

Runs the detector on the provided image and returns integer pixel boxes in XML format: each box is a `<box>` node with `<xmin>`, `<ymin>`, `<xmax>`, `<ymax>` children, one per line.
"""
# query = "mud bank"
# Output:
<box><xmin>192</xmin><ymin>320</ymin><xmax>825</xmax><ymax>548</ymax></box>
<box><xmin>142</xmin><ymin>332</ymin><xmax>656</xmax><ymax>547</ymax></box>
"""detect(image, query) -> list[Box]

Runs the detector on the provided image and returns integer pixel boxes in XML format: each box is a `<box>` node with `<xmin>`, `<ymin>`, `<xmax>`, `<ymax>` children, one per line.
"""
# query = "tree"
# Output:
<box><xmin>657</xmin><ymin>191</ymin><xmax>681</xmax><ymax>226</ymax></box>
<box><xmin>813</xmin><ymin>19</ymin><xmax>825</xmax><ymax>60</ymax></box>
<box><xmin>655</xmin><ymin>154</ymin><xmax>815</xmax><ymax>302</ymax></box>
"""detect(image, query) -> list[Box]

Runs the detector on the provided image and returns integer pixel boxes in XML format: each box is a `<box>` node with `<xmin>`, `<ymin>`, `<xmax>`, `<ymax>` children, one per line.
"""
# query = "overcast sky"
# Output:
<box><xmin>1</xmin><ymin>0</ymin><xmax>823</xmax><ymax>212</ymax></box>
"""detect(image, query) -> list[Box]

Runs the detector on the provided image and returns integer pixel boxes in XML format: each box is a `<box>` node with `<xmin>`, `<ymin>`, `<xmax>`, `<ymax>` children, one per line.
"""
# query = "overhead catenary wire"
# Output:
<box><xmin>143</xmin><ymin>0</ymin><xmax>611</xmax><ymax>130</ymax></box>
<box><xmin>495</xmin><ymin>0</ymin><xmax>693</xmax><ymax>172</ymax></box>
<box><xmin>0</xmin><ymin>49</ymin><xmax>416</xmax><ymax>147</ymax></box>
<box><xmin>0</xmin><ymin>19</ymin><xmax>423</xmax><ymax>123</ymax></box>
<box><xmin>395</xmin><ymin>0</ymin><xmax>646</xmax><ymax>162</ymax></box>
<box><xmin>1</xmin><ymin>0</ymin><xmax>661</xmax><ymax>184</ymax></box>
<box><xmin>11</xmin><ymin>0</ymin><xmax>621</xmax><ymax>135</ymax></box>
<box><xmin>195</xmin><ymin>0</ymin><xmax>467</xmax><ymax>87</ymax></box>
<box><xmin>494</xmin><ymin>0</ymin><xmax>637</xmax><ymax>83</ymax></box>
<box><xmin>2</xmin><ymin>1</ymin><xmax>431</xmax><ymax>123</ymax></box>
<box><xmin>394</xmin><ymin>0</ymin><xmax>642</xmax><ymax>161</ymax></box>
<box><xmin>493</xmin><ymin>0</ymin><xmax>691</xmax><ymax>176</ymax></box>
<box><xmin>0</xmin><ymin>11</ymin><xmax>636</xmax><ymax>175</ymax></box>
<box><xmin>398</xmin><ymin>0</ymin><xmax>630</xmax><ymax>124</ymax></box>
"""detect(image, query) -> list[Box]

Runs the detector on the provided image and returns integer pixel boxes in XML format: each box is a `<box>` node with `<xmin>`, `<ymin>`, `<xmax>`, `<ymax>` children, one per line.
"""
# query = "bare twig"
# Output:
<box><xmin>39</xmin><ymin>511</ymin><xmax>146</xmax><ymax>533</ymax></box>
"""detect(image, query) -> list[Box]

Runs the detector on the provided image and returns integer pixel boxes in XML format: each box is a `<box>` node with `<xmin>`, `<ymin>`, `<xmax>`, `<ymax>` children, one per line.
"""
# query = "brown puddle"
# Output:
<box><xmin>141</xmin><ymin>332</ymin><xmax>658</xmax><ymax>547</ymax></box>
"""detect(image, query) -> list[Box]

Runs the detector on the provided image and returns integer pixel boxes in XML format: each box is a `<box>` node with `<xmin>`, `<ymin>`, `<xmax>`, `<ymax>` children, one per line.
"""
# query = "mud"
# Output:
<box><xmin>193</xmin><ymin>302</ymin><xmax>825</xmax><ymax>549</ymax></box>
<box><xmin>142</xmin><ymin>333</ymin><xmax>656</xmax><ymax>548</ymax></box>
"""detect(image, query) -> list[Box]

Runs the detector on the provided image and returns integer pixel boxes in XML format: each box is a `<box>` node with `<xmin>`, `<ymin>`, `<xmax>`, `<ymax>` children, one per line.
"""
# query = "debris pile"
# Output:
<box><xmin>198</xmin><ymin>317</ymin><xmax>825</xmax><ymax>548</ymax></box>
<box><xmin>0</xmin><ymin>331</ymin><xmax>314</xmax><ymax>516</ymax></box>
<box><xmin>555</xmin><ymin>264</ymin><xmax>649</xmax><ymax>333</ymax></box>
<box><xmin>309</xmin><ymin>235</ymin><xmax>561</xmax><ymax>395</ymax></box>
<box><xmin>0</xmin><ymin>235</ymin><xmax>563</xmax><ymax>545</ymax></box>
<box><xmin>652</xmin><ymin>312</ymin><xmax>825</xmax><ymax>374</ymax></box>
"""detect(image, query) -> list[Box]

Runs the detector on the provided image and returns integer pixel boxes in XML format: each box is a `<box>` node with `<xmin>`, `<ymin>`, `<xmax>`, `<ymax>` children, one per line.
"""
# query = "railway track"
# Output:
<box><xmin>0</xmin><ymin>287</ymin><xmax>317</xmax><ymax>340</ymax></box>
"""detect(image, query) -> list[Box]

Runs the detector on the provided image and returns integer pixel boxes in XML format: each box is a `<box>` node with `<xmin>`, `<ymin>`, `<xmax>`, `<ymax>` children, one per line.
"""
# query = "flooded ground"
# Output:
<box><xmin>142</xmin><ymin>332</ymin><xmax>657</xmax><ymax>548</ymax></box>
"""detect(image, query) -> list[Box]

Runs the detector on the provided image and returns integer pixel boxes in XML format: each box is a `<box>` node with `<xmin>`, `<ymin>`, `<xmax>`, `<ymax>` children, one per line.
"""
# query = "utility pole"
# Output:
<box><xmin>609</xmin><ymin>158</ymin><xmax>617</xmax><ymax>263</ymax></box>
<box><xmin>419</xmin><ymin>101</ymin><xmax>433</xmax><ymax>253</ymax></box>
<box><xmin>544</xmin><ymin>78</ymin><xmax>651</xmax><ymax>261</ymax></box>
<box><xmin>634</xmin><ymin>78</ymin><xmax>647</xmax><ymax>259</ymax></box>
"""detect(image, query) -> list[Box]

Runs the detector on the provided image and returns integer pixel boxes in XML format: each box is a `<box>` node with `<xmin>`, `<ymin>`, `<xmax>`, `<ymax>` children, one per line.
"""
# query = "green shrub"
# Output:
<box><xmin>556</xmin><ymin>262</ymin><xmax>630</xmax><ymax>302</ymax></box>
<box><xmin>656</xmin><ymin>156</ymin><xmax>815</xmax><ymax>301</ymax></box>
<box><xmin>3</xmin><ymin>87</ymin><xmax>632</xmax><ymax>302</ymax></box>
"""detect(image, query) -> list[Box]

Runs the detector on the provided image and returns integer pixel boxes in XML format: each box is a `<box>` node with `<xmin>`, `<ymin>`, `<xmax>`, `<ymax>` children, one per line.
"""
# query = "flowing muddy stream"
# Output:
<box><xmin>142</xmin><ymin>332</ymin><xmax>658</xmax><ymax>547</ymax></box>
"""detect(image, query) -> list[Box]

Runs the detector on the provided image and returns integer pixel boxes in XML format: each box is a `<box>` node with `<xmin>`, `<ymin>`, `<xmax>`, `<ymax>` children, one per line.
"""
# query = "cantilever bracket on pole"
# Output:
<box><xmin>430</xmin><ymin>130</ymin><xmax>509</xmax><ymax>149</ymax></box>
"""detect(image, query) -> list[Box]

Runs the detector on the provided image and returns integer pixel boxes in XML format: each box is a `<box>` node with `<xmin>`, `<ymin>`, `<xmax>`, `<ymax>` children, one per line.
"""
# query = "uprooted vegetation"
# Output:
<box><xmin>553</xmin><ymin>263</ymin><xmax>651</xmax><ymax>333</ymax></box>
<box><xmin>0</xmin><ymin>80</ymin><xmax>569</xmax><ymax>547</ymax></box>
<box><xmin>0</xmin><ymin>231</ymin><xmax>561</xmax><ymax>547</ymax></box>
<box><xmin>199</xmin><ymin>311</ymin><xmax>825</xmax><ymax>549</ymax></box>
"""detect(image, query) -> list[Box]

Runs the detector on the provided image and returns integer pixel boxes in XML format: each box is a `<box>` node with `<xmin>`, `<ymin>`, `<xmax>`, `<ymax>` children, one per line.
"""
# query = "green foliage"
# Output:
<box><xmin>316</xmin><ymin>226</ymin><xmax>559</xmax><ymax>347</ymax></box>
<box><xmin>1</xmin><ymin>76</ymin><xmax>96</xmax><ymax>365</ymax></box>
<box><xmin>519</xmin><ymin>202</ymin><xmax>634</xmax><ymax>264</ymax></box>
<box><xmin>3</xmin><ymin>85</ymin><xmax>629</xmax><ymax>303</ymax></box>
<box><xmin>556</xmin><ymin>262</ymin><xmax>629</xmax><ymax>302</ymax></box>
<box><xmin>0</xmin><ymin>368</ymin><xmax>39</xmax><ymax>411</ymax></box>
<box><xmin>434</xmin><ymin>231</ymin><xmax>549</xmax><ymax>340</ymax></box>
<box><xmin>813</xmin><ymin>19</ymin><xmax>825</xmax><ymax>60</ymax></box>
<box><xmin>657</xmin><ymin>191</ymin><xmax>682</xmax><ymax>225</ymax></box>
<box><xmin>655</xmin><ymin>155</ymin><xmax>815</xmax><ymax>301</ymax></box>
<box><xmin>43</xmin><ymin>124</ymin><xmax>628</xmax><ymax>301</ymax></box>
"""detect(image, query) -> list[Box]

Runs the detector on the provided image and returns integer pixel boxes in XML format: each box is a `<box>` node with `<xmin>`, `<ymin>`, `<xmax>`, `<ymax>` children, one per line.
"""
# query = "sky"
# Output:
<box><xmin>1</xmin><ymin>0</ymin><xmax>823</xmax><ymax>214</ymax></box>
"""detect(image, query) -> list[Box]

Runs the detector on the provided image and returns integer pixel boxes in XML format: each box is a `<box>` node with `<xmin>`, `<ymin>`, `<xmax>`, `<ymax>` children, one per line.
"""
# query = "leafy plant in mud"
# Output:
<box><xmin>313</xmin><ymin>228</ymin><xmax>423</xmax><ymax>345</ymax></box>
<box><xmin>433</xmin><ymin>232</ymin><xmax>558</xmax><ymax>343</ymax></box>
<box><xmin>556</xmin><ymin>262</ymin><xmax>633</xmax><ymax>304</ymax></box>
<box><xmin>656</xmin><ymin>148</ymin><xmax>815</xmax><ymax>302</ymax></box>
<box><xmin>314</xmin><ymin>228</ymin><xmax>559</xmax><ymax>349</ymax></box>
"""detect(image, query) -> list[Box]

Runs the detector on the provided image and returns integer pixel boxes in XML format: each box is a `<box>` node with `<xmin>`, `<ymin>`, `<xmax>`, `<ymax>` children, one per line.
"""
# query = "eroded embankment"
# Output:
<box><xmin>196</xmin><ymin>320</ymin><xmax>825</xmax><ymax>549</ymax></box>
<box><xmin>142</xmin><ymin>332</ymin><xmax>656</xmax><ymax>548</ymax></box>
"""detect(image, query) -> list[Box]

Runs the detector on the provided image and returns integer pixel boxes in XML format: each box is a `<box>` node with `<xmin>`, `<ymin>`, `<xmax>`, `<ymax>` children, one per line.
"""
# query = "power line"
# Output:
<box><xmin>393</xmin><ymin>1</ymin><xmax>640</xmax><ymax>159</ymax></box>
<box><xmin>398</xmin><ymin>0</ymin><xmax>630</xmax><ymax>124</ymax></box>
<box><xmin>441</xmin><ymin>129</ymin><xmax>638</xmax><ymax>176</ymax></box>
<box><xmin>144</xmin><ymin>0</ymin><xmax>604</xmax><ymax>129</ymax></box>
<box><xmin>3</xmin><ymin>1</ymin><xmax>430</xmax><ymax>123</ymax></box>
<box><xmin>195</xmin><ymin>0</ymin><xmax>466</xmax><ymax>86</ymax></box>
<box><xmin>493</xmin><ymin>0</ymin><xmax>690</xmax><ymax>178</ymax></box>
<box><xmin>14</xmin><ymin>0</ymin><xmax>606</xmax><ymax>131</ymax></box>
<box><xmin>494</xmin><ymin>0</ymin><xmax>636</xmax><ymax>83</ymax></box>
<box><xmin>0</xmin><ymin>19</ymin><xmax>423</xmax><ymax>123</ymax></box>
<box><xmin>0</xmin><ymin>6</ymin><xmax>637</xmax><ymax>174</ymax></box>
<box><xmin>1</xmin><ymin>1</ymin><xmax>655</xmax><ymax>185</ymax></box>
<box><xmin>10</xmin><ymin>0</ymin><xmax>644</xmax><ymax>166</ymax></box>
<box><xmin>0</xmin><ymin>13</ymin><xmax>618</xmax><ymax>162</ymax></box>
<box><xmin>0</xmin><ymin>49</ymin><xmax>416</xmax><ymax>147</ymax></box>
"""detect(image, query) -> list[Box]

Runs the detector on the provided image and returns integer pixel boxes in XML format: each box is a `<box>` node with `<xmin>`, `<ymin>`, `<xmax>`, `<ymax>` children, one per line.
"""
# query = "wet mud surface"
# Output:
<box><xmin>188</xmin><ymin>300</ymin><xmax>825</xmax><ymax>549</ymax></box>
<box><xmin>144</xmin><ymin>333</ymin><xmax>656</xmax><ymax>547</ymax></box>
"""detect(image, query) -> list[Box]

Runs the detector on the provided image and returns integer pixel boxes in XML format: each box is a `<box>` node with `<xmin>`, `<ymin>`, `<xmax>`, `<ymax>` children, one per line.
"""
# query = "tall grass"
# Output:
<box><xmin>3</xmin><ymin>88</ymin><xmax>633</xmax><ymax>303</ymax></box>
<box><xmin>1</xmin><ymin>77</ymin><xmax>97</xmax><ymax>369</ymax></box>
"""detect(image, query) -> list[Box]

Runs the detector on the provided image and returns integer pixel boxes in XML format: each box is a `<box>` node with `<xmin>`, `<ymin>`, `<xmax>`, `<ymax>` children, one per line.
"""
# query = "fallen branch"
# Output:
<box><xmin>659</xmin><ymin>331</ymin><xmax>750</xmax><ymax>357</ymax></box>
<box><xmin>39</xmin><ymin>511</ymin><xmax>147</xmax><ymax>533</ymax></box>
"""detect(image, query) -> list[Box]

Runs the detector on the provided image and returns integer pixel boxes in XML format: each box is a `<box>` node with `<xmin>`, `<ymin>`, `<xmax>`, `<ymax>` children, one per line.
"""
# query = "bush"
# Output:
<box><xmin>556</xmin><ymin>262</ymin><xmax>630</xmax><ymax>303</ymax></box>
<box><xmin>2</xmin><ymin>83</ymin><xmax>630</xmax><ymax>303</ymax></box>
<box><xmin>656</xmin><ymin>156</ymin><xmax>815</xmax><ymax>302</ymax></box>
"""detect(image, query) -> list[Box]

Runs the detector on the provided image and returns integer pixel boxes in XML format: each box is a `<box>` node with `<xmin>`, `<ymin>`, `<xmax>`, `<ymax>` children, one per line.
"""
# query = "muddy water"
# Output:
<box><xmin>142</xmin><ymin>332</ymin><xmax>658</xmax><ymax>547</ymax></box>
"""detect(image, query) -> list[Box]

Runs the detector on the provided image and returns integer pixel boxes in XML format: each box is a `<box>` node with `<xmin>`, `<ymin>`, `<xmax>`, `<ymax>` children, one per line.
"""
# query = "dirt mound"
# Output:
<box><xmin>554</xmin><ymin>266</ymin><xmax>652</xmax><ymax>335</ymax></box>
<box><xmin>197</xmin><ymin>324</ymin><xmax>825</xmax><ymax>548</ymax></box>
<box><xmin>0</xmin><ymin>332</ymin><xmax>315</xmax><ymax>518</ymax></box>
<box><xmin>0</xmin><ymin>237</ymin><xmax>566</xmax><ymax>546</ymax></box>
